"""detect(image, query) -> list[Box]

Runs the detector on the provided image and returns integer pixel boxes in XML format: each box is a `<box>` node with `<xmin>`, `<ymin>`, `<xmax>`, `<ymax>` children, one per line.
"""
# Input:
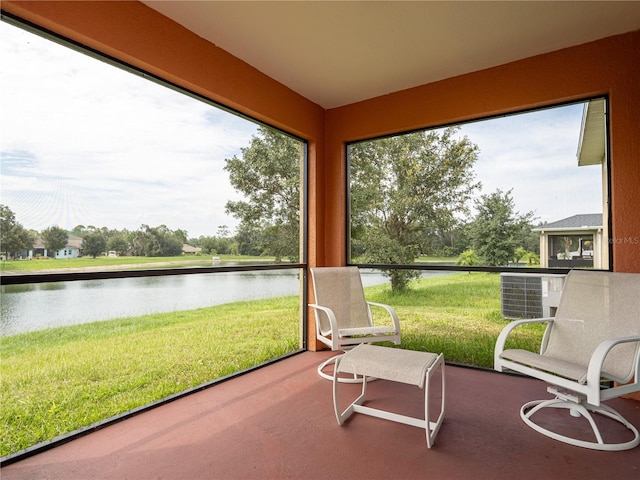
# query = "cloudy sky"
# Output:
<box><xmin>457</xmin><ymin>104</ymin><xmax>602</xmax><ymax>224</ymax></box>
<box><xmin>1</xmin><ymin>21</ymin><xmax>602</xmax><ymax>238</ymax></box>
<box><xmin>1</xmin><ymin>22</ymin><xmax>259</xmax><ymax>238</ymax></box>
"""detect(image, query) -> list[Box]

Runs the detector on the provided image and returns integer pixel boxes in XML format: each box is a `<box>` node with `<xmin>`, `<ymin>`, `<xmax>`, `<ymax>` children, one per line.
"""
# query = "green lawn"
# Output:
<box><xmin>0</xmin><ymin>297</ymin><xmax>300</xmax><ymax>456</ymax></box>
<box><xmin>366</xmin><ymin>273</ymin><xmax>545</xmax><ymax>366</ymax></box>
<box><xmin>0</xmin><ymin>272</ymin><xmax>544</xmax><ymax>457</ymax></box>
<box><xmin>1</xmin><ymin>254</ymin><xmax>453</xmax><ymax>272</ymax></box>
<box><xmin>414</xmin><ymin>255</ymin><xmax>457</xmax><ymax>263</ymax></box>
<box><xmin>0</xmin><ymin>254</ymin><xmax>278</xmax><ymax>272</ymax></box>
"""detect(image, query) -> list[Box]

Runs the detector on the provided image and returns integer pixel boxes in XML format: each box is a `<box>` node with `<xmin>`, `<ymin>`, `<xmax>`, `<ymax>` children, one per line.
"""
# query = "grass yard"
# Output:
<box><xmin>0</xmin><ymin>297</ymin><xmax>300</xmax><ymax>456</ymax></box>
<box><xmin>0</xmin><ymin>254</ymin><xmax>279</xmax><ymax>272</ymax></box>
<box><xmin>0</xmin><ymin>272</ymin><xmax>545</xmax><ymax>457</ymax></box>
<box><xmin>367</xmin><ymin>273</ymin><xmax>546</xmax><ymax>366</ymax></box>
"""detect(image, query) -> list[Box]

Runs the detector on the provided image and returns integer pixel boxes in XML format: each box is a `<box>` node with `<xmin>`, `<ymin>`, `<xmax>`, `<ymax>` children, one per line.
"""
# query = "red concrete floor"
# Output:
<box><xmin>2</xmin><ymin>350</ymin><xmax>639</xmax><ymax>480</ymax></box>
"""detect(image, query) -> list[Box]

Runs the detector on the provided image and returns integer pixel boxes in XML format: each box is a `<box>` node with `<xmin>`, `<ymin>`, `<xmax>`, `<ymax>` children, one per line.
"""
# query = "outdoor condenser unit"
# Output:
<box><xmin>500</xmin><ymin>273</ymin><xmax>566</xmax><ymax>319</ymax></box>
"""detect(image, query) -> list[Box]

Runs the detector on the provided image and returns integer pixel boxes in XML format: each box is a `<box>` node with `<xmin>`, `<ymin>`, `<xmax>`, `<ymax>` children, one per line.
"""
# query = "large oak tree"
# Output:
<box><xmin>224</xmin><ymin>127</ymin><xmax>302</xmax><ymax>262</ymax></box>
<box><xmin>349</xmin><ymin>127</ymin><xmax>480</xmax><ymax>292</ymax></box>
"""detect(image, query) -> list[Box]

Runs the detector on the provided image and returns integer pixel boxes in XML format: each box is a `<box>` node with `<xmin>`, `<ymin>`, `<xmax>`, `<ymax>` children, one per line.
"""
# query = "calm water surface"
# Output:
<box><xmin>0</xmin><ymin>268</ymin><xmax>449</xmax><ymax>336</ymax></box>
<box><xmin>1</xmin><ymin>270</ymin><xmax>298</xmax><ymax>337</ymax></box>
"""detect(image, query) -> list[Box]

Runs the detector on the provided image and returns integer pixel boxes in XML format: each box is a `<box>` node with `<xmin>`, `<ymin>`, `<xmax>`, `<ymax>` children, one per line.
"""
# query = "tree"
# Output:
<box><xmin>173</xmin><ymin>229</ymin><xmax>188</xmax><ymax>245</ymax></box>
<box><xmin>107</xmin><ymin>234</ymin><xmax>129</xmax><ymax>255</ymax></box>
<box><xmin>468</xmin><ymin>188</ymin><xmax>535</xmax><ymax>266</ymax></box>
<box><xmin>456</xmin><ymin>249</ymin><xmax>481</xmax><ymax>267</ymax></box>
<box><xmin>71</xmin><ymin>224</ymin><xmax>88</xmax><ymax>237</ymax></box>
<box><xmin>0</xmin><ymin>205</ymin><xmax>34</xmax><ymax>259</ymax></box>
<box><xmin>197</xmin><ymin>236</ymin><xmax>217</xmax><ymax>255</ymax></box>
<box><xmin>216</xmin><ymin>225</ymin><xmax>231</xmax><ymax>238</ymax></box>
<box><xmin>513</xmin><ymin>246</ymin><xmax>540</xmax><ymax>265</ymax></box>
<box><xmin>82</xmin><ymin>231</ymin><xmax>107</xmax><ymax>258</ymax></box>
<box><xmin>234</xmin><ymin>223</ymin><xmax>263</xmax><ymax>257</ymax></box>
<box><xmin>422</xmin><ymin>220</ymin><xmax>469</xmax><ymax>257</ymax></box>
<box><xmin>211</xmin><ymin>225</ymin><xmax>233</xmax><ymax>254</ymax></box>
<box><xmin>41</xmin><ymin>225</ymin><xmax>69</xmax><ymax>258</ymax></box>
<box><xmin>350</xmin><ymin>127</ymin><xmax>480</xmax><ymax>292</ymax></box>
<box><xmin>224</xmin><ymin>126</ymin><xmax>301</xmax><ymax>262</ymax></box>
<box><xmin>132</xmin><ymin>224</ymin><xmax>184</xmax><ymax>257</ymax></box>
<box><xmin>130</xmin><ymin>227</ymin><xmax>150</xmax><ymax>256</ymax></box>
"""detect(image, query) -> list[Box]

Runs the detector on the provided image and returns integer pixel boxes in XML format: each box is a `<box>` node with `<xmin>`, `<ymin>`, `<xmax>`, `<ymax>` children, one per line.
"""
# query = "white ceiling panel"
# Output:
<box><xmin>142</xmin><ymin>1</ymin><xmax>640</xmax><ymax>108</ymax></box>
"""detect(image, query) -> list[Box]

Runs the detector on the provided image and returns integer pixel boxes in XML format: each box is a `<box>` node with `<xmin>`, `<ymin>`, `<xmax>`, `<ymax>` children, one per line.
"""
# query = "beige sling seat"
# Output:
<box><xmin>495</xmin><ymin>270</ymin><xmax>640</xmax><ymax>451</ymax></box>
<box><xmin>309</xmin><ymin>267</ymin><xmax>401</xmax><ymax>382</ymax></box>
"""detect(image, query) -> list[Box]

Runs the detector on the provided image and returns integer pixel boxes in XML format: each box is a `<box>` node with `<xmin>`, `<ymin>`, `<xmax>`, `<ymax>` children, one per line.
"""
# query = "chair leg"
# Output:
<box><xmin>333</xmin><ymin>357</ymin><xmax>369</xmax><ymax>424</ymax></box>
<box><xmin>520</xmin><ymin>398</ymin><xmax>640</xmax><ymax>451</ymax></box>
<box><xmin>425</xmin><ymin>353</ymin><xmax>446</xmax><ymax>448</ymax></box>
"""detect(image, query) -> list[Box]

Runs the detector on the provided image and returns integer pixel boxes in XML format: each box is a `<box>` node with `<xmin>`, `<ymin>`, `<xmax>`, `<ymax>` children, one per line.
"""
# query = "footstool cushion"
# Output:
<box><xmin>333</xmin><ymin>344</ymin><xmax>445</xmax><ymax>448</ymax></box>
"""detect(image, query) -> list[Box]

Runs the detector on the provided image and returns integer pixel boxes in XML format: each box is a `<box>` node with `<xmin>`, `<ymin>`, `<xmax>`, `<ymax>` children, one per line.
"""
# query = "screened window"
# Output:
<box><xmin>348</xmin><ymin>100</ymin><xmax>609</xmax><ymax>277</ymax></box>
<box><xmin>1</xmin><ymin>22</ymin><xmax>304</xmax><ymax>273</ymax></box>
<box><xmin>0</xmin><ymin>19</ymin><xmax>306</xmax><ymax>457</ymax></box>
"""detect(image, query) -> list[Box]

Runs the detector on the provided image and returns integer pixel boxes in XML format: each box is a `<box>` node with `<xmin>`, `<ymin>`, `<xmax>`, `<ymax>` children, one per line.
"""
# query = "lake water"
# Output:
<box><xmin>1</xmin><ymin>268</ymin><xmax>445</xmax><ymax>337</ymax></box>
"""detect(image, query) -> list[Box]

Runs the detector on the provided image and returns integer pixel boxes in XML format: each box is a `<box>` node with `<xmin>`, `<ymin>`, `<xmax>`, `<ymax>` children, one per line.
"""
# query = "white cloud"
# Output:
<box><xmin>456</xmin><ymin>104</ymin><xmax>603</xmax><ymax>224</ymax></box>
<box><xmin>1</xmin><ymin>22</ymin><xmax>260</xmax><ymax>237</ymax></box>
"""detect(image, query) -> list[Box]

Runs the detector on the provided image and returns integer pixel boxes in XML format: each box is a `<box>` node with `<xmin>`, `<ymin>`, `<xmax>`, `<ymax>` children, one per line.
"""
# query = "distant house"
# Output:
<box><xmin>532</xmin><ymin>214</ymin><xmax>606</xmax><ymax>269</ymax></box>
<box><xmin>182</xmin><ymin>244</ymin><xmax>202</xmax><ymax>255</ymax></box>
<box><xmin>29</xmin><ymin>234</ymin><xmax>84</xmax><ymax>259</ymax></box>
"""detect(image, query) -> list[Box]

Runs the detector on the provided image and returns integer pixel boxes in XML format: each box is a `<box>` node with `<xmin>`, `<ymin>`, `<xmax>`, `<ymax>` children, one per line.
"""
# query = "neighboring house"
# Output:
<box><xmin>28</xmin><ymin>234</ymin><xmax>84</xmax><ymax>259</ymax></box>
<box><xmin>532</xmin><ymin>99</ymin><xmax>610</xmax><ymax>270</ymax></box>
<box><xmin>182</xmin><ymin>244</ymin><xmax>202</xmax><ymax>255</ymax></box>
<box><xmin>533</xmin><ymin>214</ymin><xmax>606</xmax><ymax>269</ymax></box>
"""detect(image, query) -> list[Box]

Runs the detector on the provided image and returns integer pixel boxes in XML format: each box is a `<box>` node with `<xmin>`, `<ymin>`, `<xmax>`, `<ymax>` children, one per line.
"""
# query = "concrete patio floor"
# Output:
<box><xmin>2</xmin><ymin>350</ymin><xmax>639</xmax><ymax>479</ymax></box>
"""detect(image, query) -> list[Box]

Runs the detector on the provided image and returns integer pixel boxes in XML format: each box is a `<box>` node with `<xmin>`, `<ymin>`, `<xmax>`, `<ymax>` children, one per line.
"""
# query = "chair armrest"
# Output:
<box><xmin>366</xmin><ymin>301</ymin><xmax>401</xmax><ymax>333</ymax></box>
<box><xmin>586</xmin><ymin>335</ymin><xmax>640</xmax><ymax>404</ymax></box>
<box><xmin>494</xmin><ymin>317</ymin><xmax>554</xmax><ymax>372</ymax></box>
<box><xmin>308</xmin><ymin>303</ymin><xmax>338</xmax><ymax>337</ymax></box>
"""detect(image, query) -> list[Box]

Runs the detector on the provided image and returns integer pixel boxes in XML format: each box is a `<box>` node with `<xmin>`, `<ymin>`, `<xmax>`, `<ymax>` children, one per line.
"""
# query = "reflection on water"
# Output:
<box><xmin>0</xmin><ymin>268</ymin><xmax>448</xmax><ymax>337</ymax></box>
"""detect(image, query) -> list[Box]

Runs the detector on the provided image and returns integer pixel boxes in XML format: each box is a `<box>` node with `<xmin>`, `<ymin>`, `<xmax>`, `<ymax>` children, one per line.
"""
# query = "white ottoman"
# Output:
<box><xmin>333</xmin><ymin>344</ymin><xmax>445</xmax><ymax>448</ymax></box>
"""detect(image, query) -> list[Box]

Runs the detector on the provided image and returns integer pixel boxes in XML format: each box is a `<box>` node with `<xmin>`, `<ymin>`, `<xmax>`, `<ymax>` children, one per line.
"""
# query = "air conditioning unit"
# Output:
<box><xmin>500</xmin><ymin>273</ymin><xmax>566</xmax><ymax>319</ymax></box>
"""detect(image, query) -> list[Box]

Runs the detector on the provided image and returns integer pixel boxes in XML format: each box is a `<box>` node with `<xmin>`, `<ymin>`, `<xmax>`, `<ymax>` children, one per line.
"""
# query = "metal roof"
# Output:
<box><xmin>533</xmin><ymin>213</ymin><xmax>603</xmax><ymax>232</ymax></box>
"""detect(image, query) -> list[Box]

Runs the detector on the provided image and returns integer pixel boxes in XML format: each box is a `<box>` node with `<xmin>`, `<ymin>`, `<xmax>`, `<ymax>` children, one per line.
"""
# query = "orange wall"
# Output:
<box><xmin>326</xmin><ymin>30</ymin><xmax>640</xmax><ymax>273</ymax></box>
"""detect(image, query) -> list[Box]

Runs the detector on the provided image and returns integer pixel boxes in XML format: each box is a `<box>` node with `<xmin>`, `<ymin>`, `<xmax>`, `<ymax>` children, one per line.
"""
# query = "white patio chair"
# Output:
<box><xmin>309</xmin><ymin>267</ymin><xmax>401</xmax><ymax>382</ymax></box>
<box><xmin>495</xmin><ymin>270</ymin><xmax>640</xmax><ymax>451</ymax></box>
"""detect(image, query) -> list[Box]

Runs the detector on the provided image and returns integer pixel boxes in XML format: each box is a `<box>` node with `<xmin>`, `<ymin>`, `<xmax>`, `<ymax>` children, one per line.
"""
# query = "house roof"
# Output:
<box><xmin>67</xmin><ymin>234</ymin><xmax>83</xmax><ymax>249</ymax></box>
<box><xmin>141</xmin><ymin>1</ymin><xmax>640</xmax><ymax>108</ymax></box>
<box><xmin>33</xmin><ymin>234</ymin><xmax>83</xmax><ymax>249</ymax></box>
<box><xmin>182</xmin><ymin>244</ymin><xmax>202</xmax><ymax>254</ymax></box>
<box><xmin>577</xmin><ymin>98</ymin><xmax>606</xmax><ymax>166</ymax></box>
<box><xmin>533</xmin><ymin>214</ymin><xmax>603</xmax><ymax>232</ymax></box>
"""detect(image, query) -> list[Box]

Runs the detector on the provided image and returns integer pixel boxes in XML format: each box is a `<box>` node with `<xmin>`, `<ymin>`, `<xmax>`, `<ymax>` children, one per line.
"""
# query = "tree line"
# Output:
<box><xmin>2</xmin><ymin>126</ymin><xmax>540</xmax><ymax>292</ymax></box>
<box><xmin>0</xmin><ymin>208</ymin><xmax>249</xmax><ymax>260</ymax></box>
